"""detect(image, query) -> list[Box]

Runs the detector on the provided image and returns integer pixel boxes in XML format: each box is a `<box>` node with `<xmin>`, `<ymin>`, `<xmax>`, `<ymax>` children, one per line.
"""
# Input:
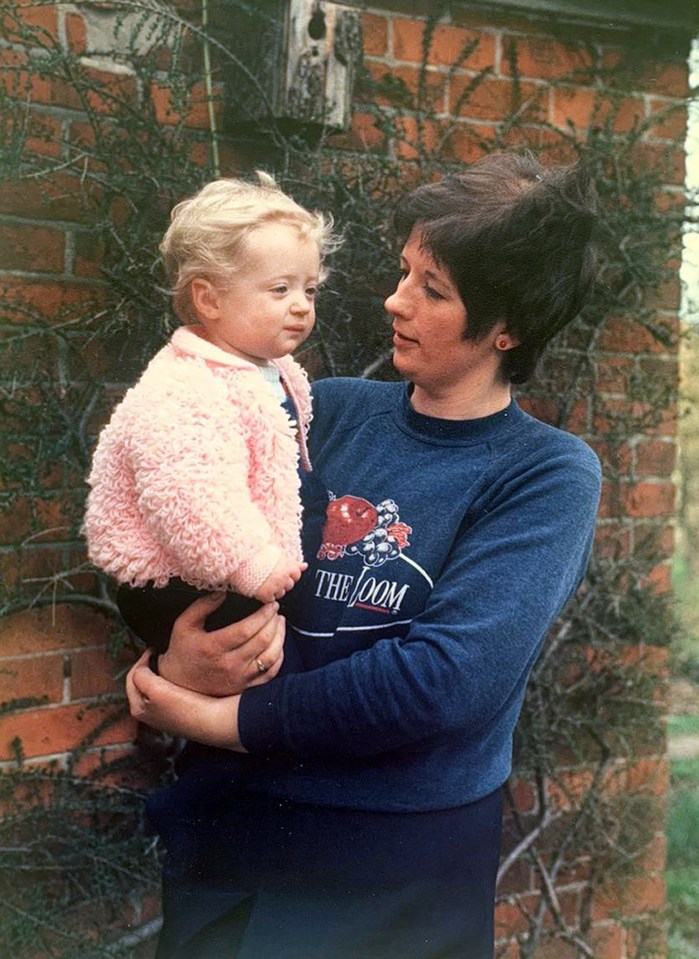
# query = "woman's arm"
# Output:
<box><xmin>125</xmin><ymin>593</ymin><xmax>286</xmax><ymax>736</ymax></box>
<box><xmin>127</xmin><ymin>450</ymin><xmax>601</xmax><ymax>753</ymax></box>
<box><xmin>235</xmin><ymin>452</ymin><xmax>601</xmax><ymax>760</ymax></box>
<box><xmin>127</xmin><ymin>649</ymin><xmax>244</xmax><ymax>748</ymax></box>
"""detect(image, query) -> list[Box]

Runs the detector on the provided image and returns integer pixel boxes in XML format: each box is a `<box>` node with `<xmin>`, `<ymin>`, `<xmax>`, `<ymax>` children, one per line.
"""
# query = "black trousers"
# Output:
<box><xmin>117</xmin><ymin>579</ymin><xmax>262</xmax><ymax>653</ymax></box>
<box><xmin>148</xmin><ymin>768</ymin><xmax>503</xmax><ymax>959</ymax></box>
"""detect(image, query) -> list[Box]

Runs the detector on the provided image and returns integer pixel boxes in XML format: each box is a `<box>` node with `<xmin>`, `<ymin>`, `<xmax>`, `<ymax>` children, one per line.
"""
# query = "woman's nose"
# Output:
<box><xmin>384</xmin><ymin>285</ymin><xmax>403</xmax><ymax>316</ymax></box>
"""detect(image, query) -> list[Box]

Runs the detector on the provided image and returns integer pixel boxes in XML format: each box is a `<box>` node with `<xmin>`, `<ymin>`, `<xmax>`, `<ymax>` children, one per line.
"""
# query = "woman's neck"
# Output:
<box><xmin>410</xmin><ymin>378</ymin><xmax>512</xmax><ymax>420</ymax></box>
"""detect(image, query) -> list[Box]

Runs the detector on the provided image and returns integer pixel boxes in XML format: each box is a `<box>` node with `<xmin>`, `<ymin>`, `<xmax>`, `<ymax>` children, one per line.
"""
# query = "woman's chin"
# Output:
<box><xmin>391</xmin><ymin>349</ymin><xmax>414</xmax><ymax>379</ymax></box>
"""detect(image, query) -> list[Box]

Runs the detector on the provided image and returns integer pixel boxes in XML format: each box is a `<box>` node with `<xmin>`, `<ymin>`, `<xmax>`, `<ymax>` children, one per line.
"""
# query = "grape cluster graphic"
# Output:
<box><xmin>346</xmin><ymin>499</ymin><xmax>404</xmax><ymax>568</ymax></box>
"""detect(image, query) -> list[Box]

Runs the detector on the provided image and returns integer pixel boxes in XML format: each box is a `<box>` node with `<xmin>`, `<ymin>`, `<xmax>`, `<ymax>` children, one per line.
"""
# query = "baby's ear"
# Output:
<box><xmin>190</xmin><ymin>278</ymin><xmax>220</xmax><ymax>320</ymax></box>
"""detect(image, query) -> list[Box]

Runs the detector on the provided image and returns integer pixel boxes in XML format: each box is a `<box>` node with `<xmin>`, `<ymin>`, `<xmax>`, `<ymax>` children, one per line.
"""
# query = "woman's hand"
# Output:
<box><xmin>156</xmin><ymin>592</ymin><xmax>286</xmax><ymax>697</ymax></box>
<box><xmin>127</xmin><ymin>650</ymin><xmax>244</xmax><ymax>749</ymax></box>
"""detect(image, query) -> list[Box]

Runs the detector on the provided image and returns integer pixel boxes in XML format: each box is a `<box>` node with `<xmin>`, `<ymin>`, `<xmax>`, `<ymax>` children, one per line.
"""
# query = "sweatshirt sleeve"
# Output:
<box><xmin>120</xmin><ymin>362</ymin><xmax>282</xmax><ymax>594</ymax></box>
<box><xmin>238</xmin><ymin>447</ymin><xmax>601</xmax><ymax>758</ymax></box>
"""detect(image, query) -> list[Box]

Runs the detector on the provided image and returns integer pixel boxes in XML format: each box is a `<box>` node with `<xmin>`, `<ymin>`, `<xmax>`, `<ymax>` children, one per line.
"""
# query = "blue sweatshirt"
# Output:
<box><xmin>233</xmin><ymin>378</ymin><xmax>601</xmax><ymax>812</ymax></box>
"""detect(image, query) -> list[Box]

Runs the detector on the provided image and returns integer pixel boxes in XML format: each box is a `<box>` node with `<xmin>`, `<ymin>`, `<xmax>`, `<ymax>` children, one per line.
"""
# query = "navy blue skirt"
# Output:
<box><xmin>148</xmin><ymin>762</ymin><xmax>502</xmax><ymax>959</ymax></box>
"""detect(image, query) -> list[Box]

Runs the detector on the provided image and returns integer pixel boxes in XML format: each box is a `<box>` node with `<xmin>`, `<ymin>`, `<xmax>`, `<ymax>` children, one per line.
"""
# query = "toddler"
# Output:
<box><xmin>84</xmin><ymin>173</ymin><xmax>336</xmax><ymax>652</ymax></box>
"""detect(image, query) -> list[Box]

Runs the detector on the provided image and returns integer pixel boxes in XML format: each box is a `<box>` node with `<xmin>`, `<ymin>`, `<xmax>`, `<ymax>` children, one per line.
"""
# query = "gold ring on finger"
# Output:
<box><xmin>255</xmin><ymin>657</ymin><xmax>269</xmax><ymax>675</ymax></box>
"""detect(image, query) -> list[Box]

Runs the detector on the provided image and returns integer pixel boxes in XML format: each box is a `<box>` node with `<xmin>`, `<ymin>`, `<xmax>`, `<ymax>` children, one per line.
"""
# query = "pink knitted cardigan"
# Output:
<box><xmin>84</xmin><ymin>325</ymin><xmax>313</xmax><ymax>596</ymax></box>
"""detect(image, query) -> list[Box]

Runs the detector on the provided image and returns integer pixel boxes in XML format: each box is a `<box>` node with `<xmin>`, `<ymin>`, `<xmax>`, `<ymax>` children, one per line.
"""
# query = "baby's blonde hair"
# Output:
<box><xmin>160</xmin><ymin>172</ymin><xmax>338</xmax><ymax>323</ymax></box>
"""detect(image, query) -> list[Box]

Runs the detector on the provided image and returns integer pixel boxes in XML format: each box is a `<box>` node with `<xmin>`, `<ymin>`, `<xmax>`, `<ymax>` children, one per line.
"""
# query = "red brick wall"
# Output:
<box><xmin>350</xmin><ymin>12</ymin><xmax>685</xmax><ymax>956</ymax></box>
<box><xmin>359</xmin><ymin>13</ymin><xmax>682</xmax><ymax>957</ymax></box>
<box><xmin>0</xmin><ymin>2</ymin><xmax>689</xmax><ymax>956</ymax></box>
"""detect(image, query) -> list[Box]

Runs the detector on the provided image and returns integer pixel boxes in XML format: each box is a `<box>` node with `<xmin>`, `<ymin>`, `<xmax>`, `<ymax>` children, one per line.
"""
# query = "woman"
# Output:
<box><xmin>125</xmin><ymin>151</ymin><xmax>602</xmax><ymax>959</ymax></box>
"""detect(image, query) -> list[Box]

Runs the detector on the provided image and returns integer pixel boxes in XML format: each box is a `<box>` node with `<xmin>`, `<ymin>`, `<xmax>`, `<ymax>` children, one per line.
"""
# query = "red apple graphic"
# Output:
<box><xmin>323</xmin><ymin>496</ymin><xmax>378</xmax><ymax>546</ymax></box>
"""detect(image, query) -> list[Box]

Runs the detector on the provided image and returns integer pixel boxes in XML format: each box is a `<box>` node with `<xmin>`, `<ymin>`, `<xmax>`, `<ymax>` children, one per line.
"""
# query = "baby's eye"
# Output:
<box><xmin>305</xmin><ymin>286</ymin><xmax>318</xmax><ymax>298</ymax></box>
<box><xmin>272</xmin><ymin>284</ymin><xmax>289</xmax><ymax>294</ymax></box>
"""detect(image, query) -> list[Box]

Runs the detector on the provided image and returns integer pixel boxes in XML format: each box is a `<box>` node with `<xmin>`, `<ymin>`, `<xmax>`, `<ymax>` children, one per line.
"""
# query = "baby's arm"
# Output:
<box><xmin>124</xmin><ymin>366</ymin><xmax>290</xmax><ymax>594</ymax></box>
<box><xmin>254</xmin><ymin>553</ymin><xmax>307</xmax><ymax>603</ymax></box>
<box><xmin>131</xmin><ymin>423</ymin><xmax>281</xmax><ymax>592</ymax></box>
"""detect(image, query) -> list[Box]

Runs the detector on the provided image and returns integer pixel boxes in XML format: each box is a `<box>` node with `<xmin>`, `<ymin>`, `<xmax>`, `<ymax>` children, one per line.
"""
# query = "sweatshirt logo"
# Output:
<box><xmin>313</xmin><ymin>495</ymin><xmax>428</xmax><ymax>616</ymax></box>
<box><xmin>318</xmin><ymin>495</ymin><xmax>412</xmax><ymax>567</ymax></box>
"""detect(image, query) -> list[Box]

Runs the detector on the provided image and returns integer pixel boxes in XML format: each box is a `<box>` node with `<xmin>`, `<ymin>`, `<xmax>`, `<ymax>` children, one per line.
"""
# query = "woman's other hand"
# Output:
<box><xmin>156</xmin><ymin>592</ymin><xmax>285</xmax><ymax>697</ymax></box>
<box><xmin>126</xmin><ymin>651</ymin><xmax>244</xmax><ymax>749</ymax></box>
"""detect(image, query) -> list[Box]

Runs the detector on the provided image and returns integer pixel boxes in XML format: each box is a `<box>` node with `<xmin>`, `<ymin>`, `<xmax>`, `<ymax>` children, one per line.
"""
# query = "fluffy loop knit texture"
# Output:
<box><xmin>84</xmin><ymin>326</ymin><xmax>312</xmax><ymax>595</ymax></box>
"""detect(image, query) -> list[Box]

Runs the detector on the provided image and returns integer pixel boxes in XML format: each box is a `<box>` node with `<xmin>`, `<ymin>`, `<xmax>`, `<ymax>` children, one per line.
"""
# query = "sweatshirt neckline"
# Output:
<box><xmin>396</xmin><ymin>383</ymin><xmax>523</xmax><ymax>444</ymax></box>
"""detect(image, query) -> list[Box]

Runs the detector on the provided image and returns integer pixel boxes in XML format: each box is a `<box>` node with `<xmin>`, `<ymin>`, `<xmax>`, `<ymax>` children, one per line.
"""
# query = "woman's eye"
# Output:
<box><xmin>424</xmin><ymin>284</ymin><xmax>444</xmax><ymax>301</ymax></box>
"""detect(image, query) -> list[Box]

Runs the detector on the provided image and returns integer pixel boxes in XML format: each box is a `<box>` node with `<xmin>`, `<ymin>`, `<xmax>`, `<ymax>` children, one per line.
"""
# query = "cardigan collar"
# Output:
<box><xmin>170</xmin><ymin>325</ymin><xmax>273</xmax><ymax>371</ymax></box>
<box><xmin>169</xmin><ymin>325</ymin><xmax>313</xmax><ymax>473</ymax></box>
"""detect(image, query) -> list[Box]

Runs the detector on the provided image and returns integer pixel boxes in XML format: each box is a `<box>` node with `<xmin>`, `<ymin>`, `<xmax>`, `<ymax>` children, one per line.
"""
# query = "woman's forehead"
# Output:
<box><xmin>401</xmin><ymin>231</ymin><xmax>456</xmax><ymax>285</ymax></box>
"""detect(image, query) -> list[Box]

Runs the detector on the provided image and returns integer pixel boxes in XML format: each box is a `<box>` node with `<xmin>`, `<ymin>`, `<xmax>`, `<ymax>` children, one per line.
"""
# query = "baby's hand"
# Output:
<box><xmin>254</xmin><ymin>554</ymin><xmax>307</xmax><ymax>603</ymax></box>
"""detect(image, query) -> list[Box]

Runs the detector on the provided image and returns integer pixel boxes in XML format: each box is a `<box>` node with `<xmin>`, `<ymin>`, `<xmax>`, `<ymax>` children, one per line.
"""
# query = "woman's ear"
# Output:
<box><xmin>494</xmin><ymin>328</ymin><xmax>520</xmax><ymax>352</ymax></box>
<box><xmin>190</xmin><ymin>278</ymin><xmax>220</xmax><ymax>321</ymax></box>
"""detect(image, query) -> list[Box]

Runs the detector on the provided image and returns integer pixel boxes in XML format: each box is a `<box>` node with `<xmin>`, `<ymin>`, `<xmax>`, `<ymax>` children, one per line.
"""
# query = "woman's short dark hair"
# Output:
<box><xmin>393</xmin><ymin>151</ymin><xmax>598</xmax><ymax>384</ymax></box>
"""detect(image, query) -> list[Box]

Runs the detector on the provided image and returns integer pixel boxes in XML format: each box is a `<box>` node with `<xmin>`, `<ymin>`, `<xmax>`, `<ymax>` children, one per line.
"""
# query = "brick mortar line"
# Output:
<box><xmin>595</xmin><ymin>383</ymin><xmax>678</xmax><ymax>394</ymax></box>
<box><xmin>591</xmin><ymin>351</ymin><xmax>679</xmax><ymax>359</ymax></box>
<box><xmin>63</xmin><ymin>228</ymin><xmax>75</xmax><ymax>274</ymax></box>
<box><xmin>0</xmin><ymin>646</ymin><xmax>113</xmax><ymax>661</ymax></box>
<box><xmin>398</xmin><ymin>68</ymin><xmax>684</xmax><ymax>101</ymax></box>
<box><xmin>626</xmin><ymin>435</ymin><xmax>676</xmax><ymax>443</ymax></box>
<box><xmin>0</xmin><ymin>213</ymin><xmax>100</xmax><ymax>232</ymax></box>
<box><xmin>546</xmin><ymin>755</ymin><xmax>669</xmax><ymax>773</ymax></box>
<box><xmin>62</xmin><ymin>665</ymin><xmax>71</xmax><ymax>702</ymax></box>
<box><xmin>542</xmin><ymin>347</ymin><xmax>676</xmax><ymax>358</ymax></box>
<box><xmin>55</xmin><ymin>2</ymin><xmax>68</xmax><ymax>50</ymax></box>
<box><xmin>594</xmin><ymin>392</ymin><xmax>674</xmax><ymax>402</ymax></box>
<box><xmin>0</xmin><ymin>740</ymin><xmax>135</xmax><ymax>771</ymax></box>
<box><xmin>365</xmin><ymin>54</ymin><xmax>686</xmax><ymax>104</ymax></box>
<box><xmin>0</xmin><ymin>539</ymin><xmax>87</xmax><ymax>551</ymax></box>
<box><xmin>353</xmin><ymin>104</ymin><xmax>686</xmax><ymax>147</ymax></box>
<box><xmin>595</xmin><ymin>517</ymin><xmax>671</xmax><ymax>525</ymax></box>
<box><xmin>0</xmin><ymin>268</ymin><xmax>107</xmax><ymax>284</ymax></box>
<box><xmin>0</xmin><ymin>697</ymin><xmax>127</xmax><ymax>713</ymax></box>
<box><xmin>367</xmin><ymin>53</ymin><xmax>552</xmax><ymax>87</ymax></box>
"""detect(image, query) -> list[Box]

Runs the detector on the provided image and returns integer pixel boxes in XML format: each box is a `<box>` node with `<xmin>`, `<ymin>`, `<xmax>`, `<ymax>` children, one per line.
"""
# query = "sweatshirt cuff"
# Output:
<box><xmin>238</xmin><ymin>680</ymin><xmax>290</xmax><ymax>756</ymax></box>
